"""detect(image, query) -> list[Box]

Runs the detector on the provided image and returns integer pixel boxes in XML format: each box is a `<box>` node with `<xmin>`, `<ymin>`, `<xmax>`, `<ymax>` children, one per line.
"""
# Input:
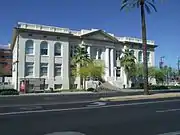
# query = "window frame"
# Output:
<box><xmin>40</xmin><ymin>63</ymin><xmax>48</xmax><ymax>76</ymax></box>
<box><xmin>54</xmin><ymin>42</ymin><xmax>62</xmax><ymax>56</ymax></box>
<box><xmin>138</xmin><ymin>51</ymin><xmax>143</xmax><ymax>63</ymax></box>
<box><xmin>40</xmin><ymin>41</ymin><xmax>48</xmax><ymax>56</ymax></box>
<box><xmin>25</xmin><ymin>62</ymin><xmax>34</xmax><ymax>76</ymax></box>
<box><xmin>54</xmin><ymin>63</ymin><xmax>62</xmax><ymax>76</ymax></box>
<box><xmin>25</xmin><ymin>40</ymin><xmax>34</xmax><ymax>55</ymax></box>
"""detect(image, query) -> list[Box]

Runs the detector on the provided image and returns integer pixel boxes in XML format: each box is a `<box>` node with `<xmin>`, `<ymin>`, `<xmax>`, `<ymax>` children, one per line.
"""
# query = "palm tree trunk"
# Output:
<box><xmin>140</xmin><ymin>1</ymin><xmax>149</xmax><ymax>95</ymax></box>
<box><xmin>126</xmin><ymin>72</ymin><xmax>129</xmax><ymax>88</ymax></box>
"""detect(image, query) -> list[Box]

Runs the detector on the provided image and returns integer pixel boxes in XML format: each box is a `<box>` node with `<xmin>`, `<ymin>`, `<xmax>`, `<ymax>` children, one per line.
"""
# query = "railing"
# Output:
<box><xmin>116</xmin><ymin>36</ymin><xmax>155</xmax><ymax>45</ymax></box>
<box><xmin>18</xmin><ymin>22</ymin><xmax>70</xmax><ymax>34</ymax></box>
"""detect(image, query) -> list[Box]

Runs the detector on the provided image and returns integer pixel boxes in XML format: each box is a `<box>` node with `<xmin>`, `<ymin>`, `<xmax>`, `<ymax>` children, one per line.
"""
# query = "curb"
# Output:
<box><xmin>99</xmin><ymin>93</ymin><xmax>180</xmax><ymax>102</ymax></box>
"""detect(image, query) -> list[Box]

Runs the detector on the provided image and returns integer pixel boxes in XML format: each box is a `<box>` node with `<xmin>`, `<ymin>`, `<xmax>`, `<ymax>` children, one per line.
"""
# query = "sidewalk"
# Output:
<box><xmin>100</xmin><ymin>92</ymin><xmax>180</xmax><ymax>102</ymax></box>
<box><xmin>119</xmin><ymin>89</ymin><xmax>180</xmax><ymax>92</ymax></box>
<box><xmin>0</xmin><ymin>91</ymin><xmax>94</xmax><ymax>97</ymax></box>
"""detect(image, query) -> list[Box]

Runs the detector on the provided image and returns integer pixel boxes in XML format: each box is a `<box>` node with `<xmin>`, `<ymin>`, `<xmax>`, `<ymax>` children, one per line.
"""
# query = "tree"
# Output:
<box><xmin>121</xmin><ymin>0</ymin><xmax>157</xmax><ymax>95</ymax></box>
<box><xmin>120</xmin><ymin>49</ymin><xmax>136</xmax><ymax>88</ymax></box>
<box><xmin>155</xmin><ymin>68</ymin><xmax>166</xmax><ymax>85</ymax></box>
<box><xmin>72</xmin><ymin>46</ymin><xmax>92</xmax><ymax>67</ymax></box>
<box><xmin>133</xmin><ymin>63</ymin><xmax>156</xmax><ymax>86</ymax></box>
<box><xmin>72</xmin><ymin>46</ymin><xmax>92</xmax><ymax>89</ymax></box>
<box><xmin>72</xmin><ymin>61</ymin><xmax>104</xmax><ymax>89</ymax></box>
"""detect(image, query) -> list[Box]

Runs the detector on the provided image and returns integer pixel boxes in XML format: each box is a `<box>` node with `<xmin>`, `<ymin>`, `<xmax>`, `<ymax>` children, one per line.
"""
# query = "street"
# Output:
<box><xmin>1</xmin><ymin>97</ymin><xmax>180</xmax><ymax>135</ymax></box>
<box><xmin>1</xmin><ymin>90</ymin><xmax>180</xmax><ymax>106</ymax></box>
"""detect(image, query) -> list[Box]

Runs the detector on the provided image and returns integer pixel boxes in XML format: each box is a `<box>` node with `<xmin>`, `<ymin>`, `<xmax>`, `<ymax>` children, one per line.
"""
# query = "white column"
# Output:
<box><xmin>87</xmin><ymin>46</ymin><xmax>91</xmax><ymax>58</ymax></box>
<box><xmin>96</xmin><ymin>48</ymin><xmax>99</xmax><ymax>60</ymax></box>
<box><xmin>114</xmin><ymin>67</ymin><xmax>117</xmax><ymax>81</ymax></box>
<box><xmin>110</xmin><ymin>49</ymin><xmax>114</xmax><ymax>77</ymax></box>
<box><xmin>105</xmin><ymin>48</ymin><xmax>110</xmax><ymax>80</ymax></box>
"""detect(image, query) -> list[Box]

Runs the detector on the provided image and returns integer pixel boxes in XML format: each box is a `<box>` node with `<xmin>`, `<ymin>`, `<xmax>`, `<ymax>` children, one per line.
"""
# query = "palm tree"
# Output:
<box><xmin>72</xmin><ymin>46</ymin><xmax>92</xmax><ymax>67</ymax></box>
<box><xmin>120</xmin><ymin>49</ymin><xmax>136</xmax><ymax>88</ymax></box>
<box><xmin>72</xmin><ymin>46</ymin><xmax>92</xmax><ymax>89</ymax></box>
<box><xmin>120</xmin><ymin>0</ymin><xmax>157</xmax><ymax>95</ymax></box>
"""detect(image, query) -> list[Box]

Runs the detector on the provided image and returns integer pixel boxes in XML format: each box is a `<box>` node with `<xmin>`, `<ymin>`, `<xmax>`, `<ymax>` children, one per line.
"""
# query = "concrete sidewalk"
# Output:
<box><xmin>0</xmin><ymin>91</ymin><xmax>94</xmax><ymax>97</ymax></box>
<box><xmin>100</xmin><ymin>92</ymin><xmax>180</xmax><ymax>101</ymax></box>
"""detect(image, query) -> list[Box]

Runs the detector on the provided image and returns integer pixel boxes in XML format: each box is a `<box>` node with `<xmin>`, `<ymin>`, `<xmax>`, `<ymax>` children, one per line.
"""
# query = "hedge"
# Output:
<box><xmin>0</xmin><ymin>89</ymin><xmax>19</xmax><ymax>95</ymax></box>
<box><xmin>131</xmin><ymin>85</ymin><xmax>180</xmax><ymax>90</ymax></box>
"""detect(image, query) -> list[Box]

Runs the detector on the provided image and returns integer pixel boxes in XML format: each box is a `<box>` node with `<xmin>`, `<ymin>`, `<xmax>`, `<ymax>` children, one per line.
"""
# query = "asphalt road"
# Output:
<box><xmin>1</xmin><ymin>90</ymin><xmax>180</xmax><ymax>106</ymax></box>
<box><xmin>1</xmin><ymin>97</ymin><xmax>180</xmax><ymax>135</ymax></box>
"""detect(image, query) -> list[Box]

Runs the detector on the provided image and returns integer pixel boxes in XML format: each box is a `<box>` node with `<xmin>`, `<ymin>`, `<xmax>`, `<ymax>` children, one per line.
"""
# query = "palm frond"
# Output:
<box><xmin>146</xmin><ymin>1</ymin><xmax>157</xmax><ymax>12</ymax></box>
<box><xmin>145</xmin><ymin>3</ymin><xmax>151</xmax><ymax>14</ymax></box>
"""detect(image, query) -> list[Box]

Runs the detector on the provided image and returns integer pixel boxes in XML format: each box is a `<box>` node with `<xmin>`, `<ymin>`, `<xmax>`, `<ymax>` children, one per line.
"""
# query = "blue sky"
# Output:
<box><xmin>0</xmin><ymin>0</ymin><xmax>179</xmax><ymax>68</ymax></box>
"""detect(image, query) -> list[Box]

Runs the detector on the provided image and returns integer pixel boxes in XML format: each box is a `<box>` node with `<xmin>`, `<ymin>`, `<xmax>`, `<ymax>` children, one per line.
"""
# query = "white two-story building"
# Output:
<box><xmin>11</xmin><ymin>22</ymin><xmax>157</xmax><ymax>91</ymax></box>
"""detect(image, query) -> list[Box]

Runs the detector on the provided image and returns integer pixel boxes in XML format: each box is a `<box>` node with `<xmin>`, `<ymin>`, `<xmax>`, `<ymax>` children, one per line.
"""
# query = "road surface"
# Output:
<box><xmin>1</xmin><ymin>97</ymin><xmax>180</xmax><ymax>135</ymax></box>
<box><xmin>1</xmin><ymin>90</ymin><xmax>180</xmax><ymax>106</ymax></box>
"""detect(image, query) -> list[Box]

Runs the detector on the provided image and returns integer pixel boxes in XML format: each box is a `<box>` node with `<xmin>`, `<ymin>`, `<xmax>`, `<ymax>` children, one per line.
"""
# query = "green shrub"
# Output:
<box><xmin>87</xmin><ymin>88</ymin><xmax>95</xmax><ymax>92</ymax></box>
<box><xmin>0</xmin><ymin>89</ymin><xmax>19</xmax><ymax>95</ymax></box>
<box><xmin>168</xmin><ymin>86</ymin><xmax>180</xmax><ymax>89</ymax></box>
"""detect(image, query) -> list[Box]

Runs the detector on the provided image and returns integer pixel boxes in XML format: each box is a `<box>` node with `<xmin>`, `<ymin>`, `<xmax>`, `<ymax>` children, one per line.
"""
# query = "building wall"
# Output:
<box><xmin>0</xmin><ymin>45</ymin><xmax>12</xmax><ymax>76</ymax></box>
<box><xmin>11</xmin><ymin>23</ymin><xmax>157</xmax><ymax>90</ymax></box>
<box><xmin>13</xmin><ymin>32</ymin><xmax>70</xmax><ymax>90</ymax></box>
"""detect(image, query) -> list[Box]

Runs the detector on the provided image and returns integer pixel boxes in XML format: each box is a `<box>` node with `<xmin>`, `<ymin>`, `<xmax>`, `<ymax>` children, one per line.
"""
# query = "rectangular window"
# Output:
<box><xmin>26</xmin><ymin>46</ymin><xmax>34</xmax><ymax>54</ymax></box>
<box><xmin>25</xmin><ymin>62</ymin><xmax>34</xmax><ymax>76</ymax></box>
<box><xmin>40</xmin><ymin>63</ymin><xmax>48</xmax><ymax>76</ymax></box>
<box><xmin>54</xmin><ymin>84</ymin><xmax>62</xmax><ymax>89</ymax></box>
<box><xmin>116</xmin><ymin>67</ymin><xmax>121</xmax><ymax>77</ymax></box>
<box><xmin>54</xmin><ymin>64</ymin><xmax>62</xmax><ymax>76</ymax></box>
<box><xmin>41</xmin><ymin>47</ymin><xmax>48</xmax><ymax>55</ymax></box>
<box><xmin>70</xmin><ymin>45</ymin><xmax>77</xmax><ymax>57</ymax></box>
<box><xmin>116</xmin><ymin>51</ymin><xmax>121</xmax><ymax>60</ymax></box>
<box><xmin>55</xmin><ymin>43</ymin><xmax>61</xmax><ymax>56</ymax></box>
<box><xmin>40</xmin><ymin>84</ymin><xmax>48</xmax><ymax>90</ymax></box>
<box><xmin>98</xmin><ymin>49</ymin><xmax>102</xmax><ymax>59</ymax></box>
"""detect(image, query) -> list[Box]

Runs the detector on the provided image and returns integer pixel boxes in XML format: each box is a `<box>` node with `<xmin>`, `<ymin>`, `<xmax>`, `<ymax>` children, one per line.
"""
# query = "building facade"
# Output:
<box><xmin>0</xmin><ymin>45</ymin><xmax>12</xmax><ymax>82</ymax></box>
<box><xmin>11</xmin><ymin>22</ymin><xmax>157</xmax><ymax>91</ymax></box>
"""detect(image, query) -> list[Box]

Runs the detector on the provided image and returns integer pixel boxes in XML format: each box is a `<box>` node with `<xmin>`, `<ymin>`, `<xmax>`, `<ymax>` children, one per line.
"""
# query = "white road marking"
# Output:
<box><xmin>1</xmin><ymin>98</ymin><xmax>180</xmax><ymax>116</ymax></box>
<box><xmin>158</xmin><ymin>131</ymin><xmax>180</xmax><ymax>135</ymax></box>
<box><xmin>44</xmin><ymin>131</ymin><xmax>85</xmax><ymax>135</ymax></box>
<box><xmin>0</xmin><ymin>100</ymin><xmax>96</xmax><ymax>108</ymax></box>
<box><xmin>87</xmin><ymin>101</ymin><xmax>106</xmax><ymax>107</ymax></box>
<box><xmin>156</xmin><ymin>108</ymin><xmax>180</xmax><ymax>113</ymax></box>
<box><xmin>19</xmin><ymin>106</ymin><xmax>42</xmax><ymax>110</ymax></box>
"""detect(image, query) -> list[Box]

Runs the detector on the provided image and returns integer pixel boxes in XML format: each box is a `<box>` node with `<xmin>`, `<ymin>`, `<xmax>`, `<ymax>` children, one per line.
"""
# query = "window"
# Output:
<box><xmin>70</xmin><ymin>45</ymin><xmax>77</xmax><ymax>57</ymax></box>
<box><xmin>40</xmin><ymin>41</ymin><xmax>48</xmax><ymax>55</ymax></box>
<box><xmin>25</xmin><ymin>40</ymin><xmax>34</xmax><ymax>54</ymax></box>
<box><xmin>25</xmin><ymin>62</ymin><xmax>34</xmax><ymax>76</ymax></box>
<box><xmin>139</xmin><ymin>44</ymin><xmax>143</xmax><ymax>49</ymax></box>
<box><xmin>138</xmin><ymin>51</ymin><xmax>143</xmax><ymax>63</ymax></box>
<box><xmin>130</xmin><ymin>44</ymin><xmax>134</xmax><ymax>49</ymax></box>
<box><xmin>116</xmin><ymin>50</ymin><xmax>121</xmax><ymax>60</ymax></box>
<box><xmin>40</xmin><ymin>63</ymin><xmax>48</xmax><ymax>76</ymax></box>
<box><xmin>147</xmin><ymin>52</ymin><xmax>150</xmax><ymax>62</ymax></box>
<box><xmin>40</xmin><ymin>84</ymin><xmax>48</xmax><ymax>90</ymax></box>
<box><xmin>98</xmin><ymin>49</ymin><xmax>102</xmax><ymax>59</ymax></box>
<box><xmin>54</xmin><ymin>43</ymin><xmax>61</xmax><ymax>56</ymax></box>
<box><xmin>116</xmin><ymin>67</ymin><xmax>121</xmax><ymax>77</ymax></box>
<box><xmin>54</xmin><ymin>84</ymin><xmax>62</xmax><ymax>89</ymax></box>
<box><xmin>130</xmin><ymin>50</ymin><xmax>134</xmax><ymax>56</ymax></box>
<box><xmin>54</xmin><ymin>64</ymin><xmax>62</xmax><ymax>76</ymax></box>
